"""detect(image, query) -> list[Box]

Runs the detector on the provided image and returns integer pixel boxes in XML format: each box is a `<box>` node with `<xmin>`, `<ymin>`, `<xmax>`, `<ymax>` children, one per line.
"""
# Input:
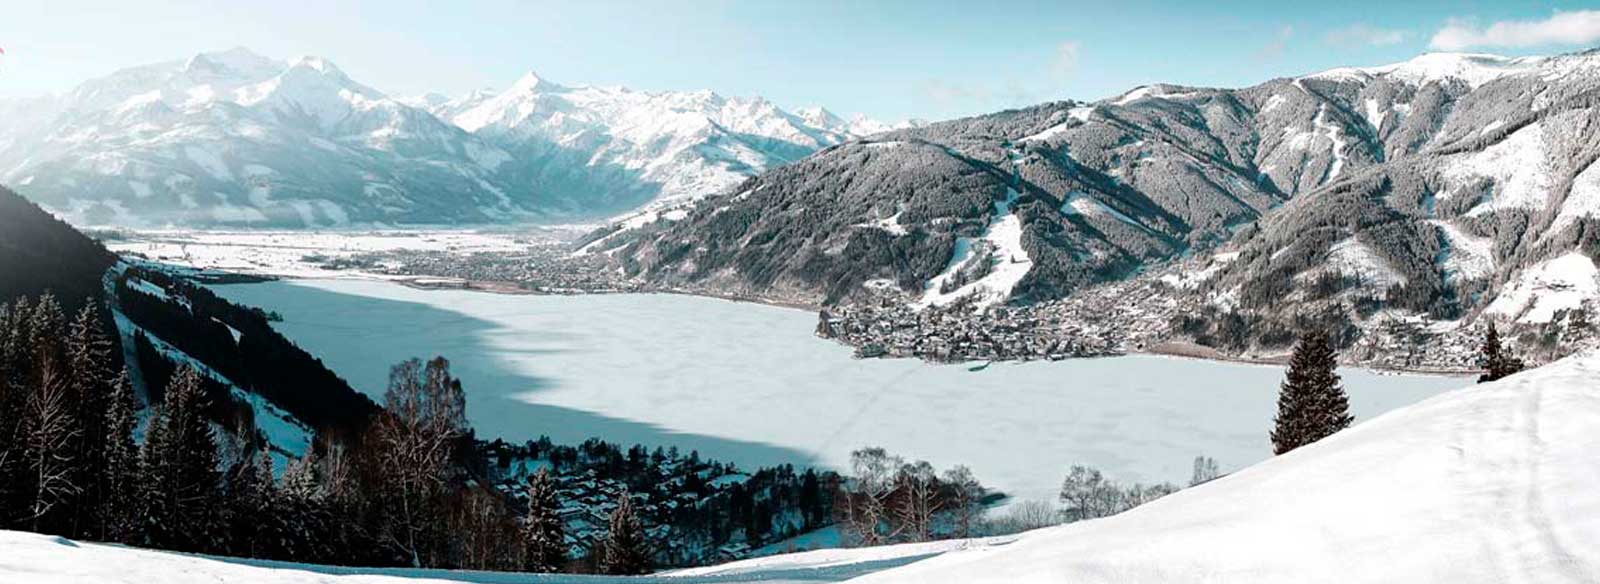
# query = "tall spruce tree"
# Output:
<box><xmin>101</xmin><ymin>368</ymin><xmax>140</xmax><ymax>542</ymax></box>
<box><xmin>521</xmin><ymin>468</ymin><xmax>567</xmax><ymax>573</ymax></box>
<box><xmin>1477</xmin><ymin>322</ymin><xmax>1526</xmax><ymax>383</ymax></box>
<box><xmin>65</xmin><ymin>301</ymin><xmax>114</xmax><ymax>536</ymax></box>
<box><xmin>1271</xmin><ymin>331</ymin><xmax>1353</xmax><ymax>455</ymax></box>
<box><xmin>0</xmin><ymin>300</ymin><xmax>21</xmax><ymax>528</ymax></box>
<box><xmin>141</xmin><ymin>365</ymin><xmax>222</xmax><ymax>552</ymax></box>
<box><xmin>600</xmin><ymin>491</ymin><xmax>651</xmax><ymax>576</ymax></box>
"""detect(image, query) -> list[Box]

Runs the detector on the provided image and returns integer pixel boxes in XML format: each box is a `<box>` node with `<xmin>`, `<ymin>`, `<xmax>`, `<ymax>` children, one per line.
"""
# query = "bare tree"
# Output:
<box><xmin>835</xmin><ymin>447</ymin><xmax>903</xmax><ymax>546</ymax></box>
<box><xmin>1190</xmin><ymin>456</ymin><xmax>1220</xmax><ymax>487</ymax></box>
<box><xmin>893</xmin><ymin>460</ymin><xmax>942</xmax><ymax>542</ymax></box>
<box><xmin>23</xmin><ymin>356</ymin><xmax>80</xmax><ymax>531</ymax></box>
<box><xmin>1058</xmin><ymin>465</ymin><xmax>1123</xmax><ymax>522</ymax></box>
<box><xmin>368</xmin><ymin>357</ymin><xmax>469</xmax><ymax>568</ymax></box>
<box><xmin>983</xmin><ymin>500</ymin><xmax>1060</xmax><ymax>535</ymax></box>
<box><xmin>941</xmin><ymin>465</ymin><xmax>983</xmax><ymax>538</ymax></box>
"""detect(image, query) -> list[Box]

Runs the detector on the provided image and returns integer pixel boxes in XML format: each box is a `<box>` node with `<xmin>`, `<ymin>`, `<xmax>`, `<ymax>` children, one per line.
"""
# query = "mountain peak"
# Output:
<box><xmin>510</xmin><ymin>70</ymin><xmax>560</xmax><ymax>93</ymax></box>
<box><xmin>1305</xmin><ymin>50</ymin><xmax>1547</xmax><ymax>88</ymax></box>
<box><xmin>289</xmin><ymin>55</ymin><xmax>344</xmax><ymax>76</ymax></box>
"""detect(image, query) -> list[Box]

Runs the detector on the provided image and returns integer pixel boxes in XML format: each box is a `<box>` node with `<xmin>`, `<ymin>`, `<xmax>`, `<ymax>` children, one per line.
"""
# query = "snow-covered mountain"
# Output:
<box><xmin>617</xmin><ymin>49</ymin><xmax>1600</xmax><ymax>330</ymax></box>
<box><xmin>414</xmin><ymin>72</ymin><xmax>908</xmax><ymax>215</ymax></box>
<box><xmin>0</xmin><ymin>48</ymin><xmax>891</xmax><ymax>227</ymax></box>
<box><xmin>9</xmin><ymin>352</ymin><xmax>1600</xmax><ymax>582</ymax></box>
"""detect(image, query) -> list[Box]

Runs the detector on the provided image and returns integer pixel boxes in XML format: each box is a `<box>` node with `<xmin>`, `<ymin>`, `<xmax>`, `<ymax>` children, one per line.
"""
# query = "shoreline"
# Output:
<box><xmin>239</xmin><ymin>269</ymin><xmax>1477</xmax><ymax>378</ymax></box>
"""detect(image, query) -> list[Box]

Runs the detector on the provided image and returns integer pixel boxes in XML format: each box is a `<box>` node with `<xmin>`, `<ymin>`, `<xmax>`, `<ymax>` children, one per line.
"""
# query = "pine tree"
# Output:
<box><xmin>1271</xmin><ymin>331</ymin><xmax>1353</xmax><ymax>455</ymax></box>
<box><xmin>141</xmin><ymin>366</ymin><xmax>222</xmax><ymax>552</ymax></box>
<box><xmin>1478</xmin><ymin>322</ymin><xmax>1526</xmax><ymax>383</ymax></box>
<box><xmin>100</xmin><ymin>368</ymin><xmax>140</xmax><ymax>543</ymax></box>
<box><xmin>599</xmin><ymin>491</ymin><xmax>651</xmax><ymax>576</ymax></box>
<box><xmin>520</xmin><ymin>468</ymin><xmax>567</xmax><ymax>573</ymax></box>
<box><xmin>0</xmin><ymin>300</ymin><xmax>22</xmax><ymax>528</ymax></box>
<box><xmin>65</xmin><ymin>301</ymin><xmax>114</xmax><ymax>536</ymax></box>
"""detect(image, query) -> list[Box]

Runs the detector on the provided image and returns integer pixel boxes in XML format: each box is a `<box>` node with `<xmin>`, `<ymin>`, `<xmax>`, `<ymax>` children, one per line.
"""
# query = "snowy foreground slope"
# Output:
<box><xmin>0</xmin><ymin>529</ymin><xmax>1010</xmax><ymax>584</ymax></box>
<box><xmin>4</xmin><ymin>353</ymin><xmax>1597</xmax><ymax>583</ymax></box>
<box><xmin>856</xmin><ymin>351</ymin><xmax>1600</xmax><ymax>584</ymax></box>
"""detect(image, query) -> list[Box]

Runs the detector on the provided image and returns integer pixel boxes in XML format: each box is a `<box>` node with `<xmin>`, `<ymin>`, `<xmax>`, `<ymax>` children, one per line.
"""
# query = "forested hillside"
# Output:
<box><xmin>0</xmin><ymin>186</ymin><xmax>117</xmax><ymax>313</ymax></box>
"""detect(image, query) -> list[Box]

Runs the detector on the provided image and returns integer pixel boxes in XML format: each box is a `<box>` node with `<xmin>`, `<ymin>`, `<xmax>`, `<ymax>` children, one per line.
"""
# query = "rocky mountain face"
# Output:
<box><xmin>0</xmin><ymin>49</ymin><xmax>887</xmax><ymax>227</ymax></box>
<box><xmin>619</xmin><ymin>50</ymin><xmax>1600</xmax><ymax>335</ymax></box>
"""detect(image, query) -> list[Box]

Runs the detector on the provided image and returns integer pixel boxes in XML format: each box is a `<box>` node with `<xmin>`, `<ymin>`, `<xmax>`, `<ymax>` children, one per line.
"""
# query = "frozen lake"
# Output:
<box><xmin>213</xmin><ymin>279</ymin><xmax>1466</xmax><ymax>503</ymax></box>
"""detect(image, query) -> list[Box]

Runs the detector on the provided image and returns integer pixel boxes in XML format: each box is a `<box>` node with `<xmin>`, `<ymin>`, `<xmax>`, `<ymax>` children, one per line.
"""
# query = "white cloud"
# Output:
<box><xmin>1325</xmin><ymin>24</ymin><xmax>1408</xmax><ymax>47</ymax></box>
<box><xmin>1430</xmin><ymin>10</ymin><xmax>1600</xmax><ymax>50</ymax></box>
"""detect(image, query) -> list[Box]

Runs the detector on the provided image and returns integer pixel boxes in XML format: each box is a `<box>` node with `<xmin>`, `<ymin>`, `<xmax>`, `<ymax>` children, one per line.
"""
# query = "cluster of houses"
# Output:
<box><xmin>817</xmin><ymin>277</ymin><xmax>1186</xmax><ymax>362</ymax></box>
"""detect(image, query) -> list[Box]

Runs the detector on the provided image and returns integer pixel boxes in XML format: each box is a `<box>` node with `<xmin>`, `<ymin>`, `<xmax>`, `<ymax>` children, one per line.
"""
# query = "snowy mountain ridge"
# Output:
<box><xmin>0</xmin><ymin>48</ymin><xmax>894</xmax><ymax>227</ymax></box>
<box><xmin>616</xmin><ymin>47</ymin><xmax>1600</xmax><ymax>361</ymax></box>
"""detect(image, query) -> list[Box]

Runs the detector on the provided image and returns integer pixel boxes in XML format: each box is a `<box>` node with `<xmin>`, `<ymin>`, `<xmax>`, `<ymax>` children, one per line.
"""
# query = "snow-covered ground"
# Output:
<box><xmin>104</xmin><ymin>230</ymin><xmax>563</xmax><ymax>279</ymax></box>
<box><xmin>852</xmin><ymin>350</ymin><xmax>1600</xmax><ymax>583</ymax></box>
<box><xmin>0</xmin><ymin>528</ymin><xmax>1009</xmax><ymax>583</ymax></box>
<box><xmin>211</xmin><ymin>279</ymin><xmax>1461</xmax><ymax>504</ymax></box>
<box><xmin>7</xmin><ymin>351</ymin><xmax>1596</xmax><ymax>583</ymax></box>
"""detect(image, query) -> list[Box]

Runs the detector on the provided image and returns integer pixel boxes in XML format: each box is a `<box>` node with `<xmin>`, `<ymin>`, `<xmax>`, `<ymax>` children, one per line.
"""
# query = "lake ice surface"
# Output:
<box><xmin>213</xmin><ymin>278</ymin><xmax>1466</xmax><ymax>503</ymax></box>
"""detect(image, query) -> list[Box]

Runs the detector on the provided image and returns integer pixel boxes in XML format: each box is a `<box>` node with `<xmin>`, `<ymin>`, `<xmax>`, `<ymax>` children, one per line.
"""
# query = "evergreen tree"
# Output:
<box><xmin>141</xmin><ymin>366</ymin><xmax>222</xmax><ymax>552</ymax></box>
<box><xmin>1271</xmin><ymin>331</ymin><xmax>1353</xmax><ymax>455</ymax></box>
<box><xmin>521</xmin><ymin>468</ymin><xmax>567</xmax><ymax>573</ymax></box>
<box><xmin>1477</xmin><ymin>322</ymin><xmax>1526</xmax><ymax>383</ymax></box>
<box><xmin>100</xmin><ymin>368</ymin><xmax>140</xmax><ymax>542</ymax></box>
<box><xmin>0</xmin><ymin>300</ymin><xmax>22</xmax><ymax>527</ymax></box>
<box><xmin>600</xmin><ymin>491</ymin><xmax>651</xmax><ymax>575</ymax></box>
<box><xmin>65</xmin><ymin>301</ymin><xmax>114</xmax><ymax>536</ymax></box>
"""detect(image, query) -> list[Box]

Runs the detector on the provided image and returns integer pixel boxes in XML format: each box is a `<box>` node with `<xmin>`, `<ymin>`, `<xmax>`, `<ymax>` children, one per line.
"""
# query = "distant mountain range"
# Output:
<box><xmin>0</xmin><ymin>48</ymin><xmax>904</xmax><ymax>227</ymax></box>
<box><xmin>617</xmin><ymin>49</ymin><xmax>1600</xmax><ymax>331</ymax></box>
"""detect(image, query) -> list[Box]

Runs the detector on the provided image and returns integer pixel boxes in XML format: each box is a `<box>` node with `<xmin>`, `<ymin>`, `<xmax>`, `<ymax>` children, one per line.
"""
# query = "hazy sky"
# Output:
<box><xmin>2</xmin><ymin>1</ymin><xmax>1598</xmax><ymax>122</ymax></box>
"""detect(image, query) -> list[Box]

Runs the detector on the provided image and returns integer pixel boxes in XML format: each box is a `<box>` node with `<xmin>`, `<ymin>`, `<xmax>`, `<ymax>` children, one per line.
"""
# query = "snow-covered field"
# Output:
<box><xmin>7</xmin><ymin>352</ymin><xmax>1596</xmax><ymax>583</ymax></box>
<box><xmin>211</xmin><ymin>279</ymin><xmax>1462</xmax><ymax>504</ymax></box>
<box><xmin>0</xmin><ymin>528</ymin><xmax>1009</xmax><ymax>583</ymax></box>
<box><xmin>104</xmin><ymin>230</ymin><xmax>567</xmax><ymax>278</ymax></box>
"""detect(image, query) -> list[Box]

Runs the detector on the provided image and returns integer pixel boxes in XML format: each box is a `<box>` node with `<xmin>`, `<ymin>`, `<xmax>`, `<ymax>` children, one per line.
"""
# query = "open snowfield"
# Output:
<box><xmin>103</xmin><ymin>229</ymin><xmax>577</xmax><ymax>278</ymax></box>
<box><xmin>0</xmin><ymin>529</ymin><xmax>1012</xmax><ymax>583</ymax></box>
<box><xmin>211</xmin><ymin>279</ymin><xmax>1462</xmax><ymax>504</ymax></box>
<box><xmin>7</xmin><ymin>352</ymin><xmax>1596</xmax><ymax>583</ymax></box>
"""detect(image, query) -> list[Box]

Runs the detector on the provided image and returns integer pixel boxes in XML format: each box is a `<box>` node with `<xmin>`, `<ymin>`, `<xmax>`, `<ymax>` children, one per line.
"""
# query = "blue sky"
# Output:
<box><xmin>3</xmin><ymin>1</ymin><xmax>1599</xmax><ymax>122</ymax></box>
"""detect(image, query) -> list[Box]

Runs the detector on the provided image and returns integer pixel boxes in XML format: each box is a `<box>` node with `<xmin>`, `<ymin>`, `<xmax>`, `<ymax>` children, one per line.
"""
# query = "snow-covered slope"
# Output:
<box><xmin>0</xmin><ymin>528</ymin><xmax>1009</xmax><ymax>583</ymax></box>
<box><xmin>0</xmin><ymin>48</ymin><xmax>889</xmax><ymax>227</ymax></box>
<box><xmin>622</xmin><ymin>48</ymin><xmax>1600</xmax><ymax>318</ymax></box>
<box><xmin>855</xmin><ymin>351</ymin><xmax>1600</xmax><ymax>584</ymax></box>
